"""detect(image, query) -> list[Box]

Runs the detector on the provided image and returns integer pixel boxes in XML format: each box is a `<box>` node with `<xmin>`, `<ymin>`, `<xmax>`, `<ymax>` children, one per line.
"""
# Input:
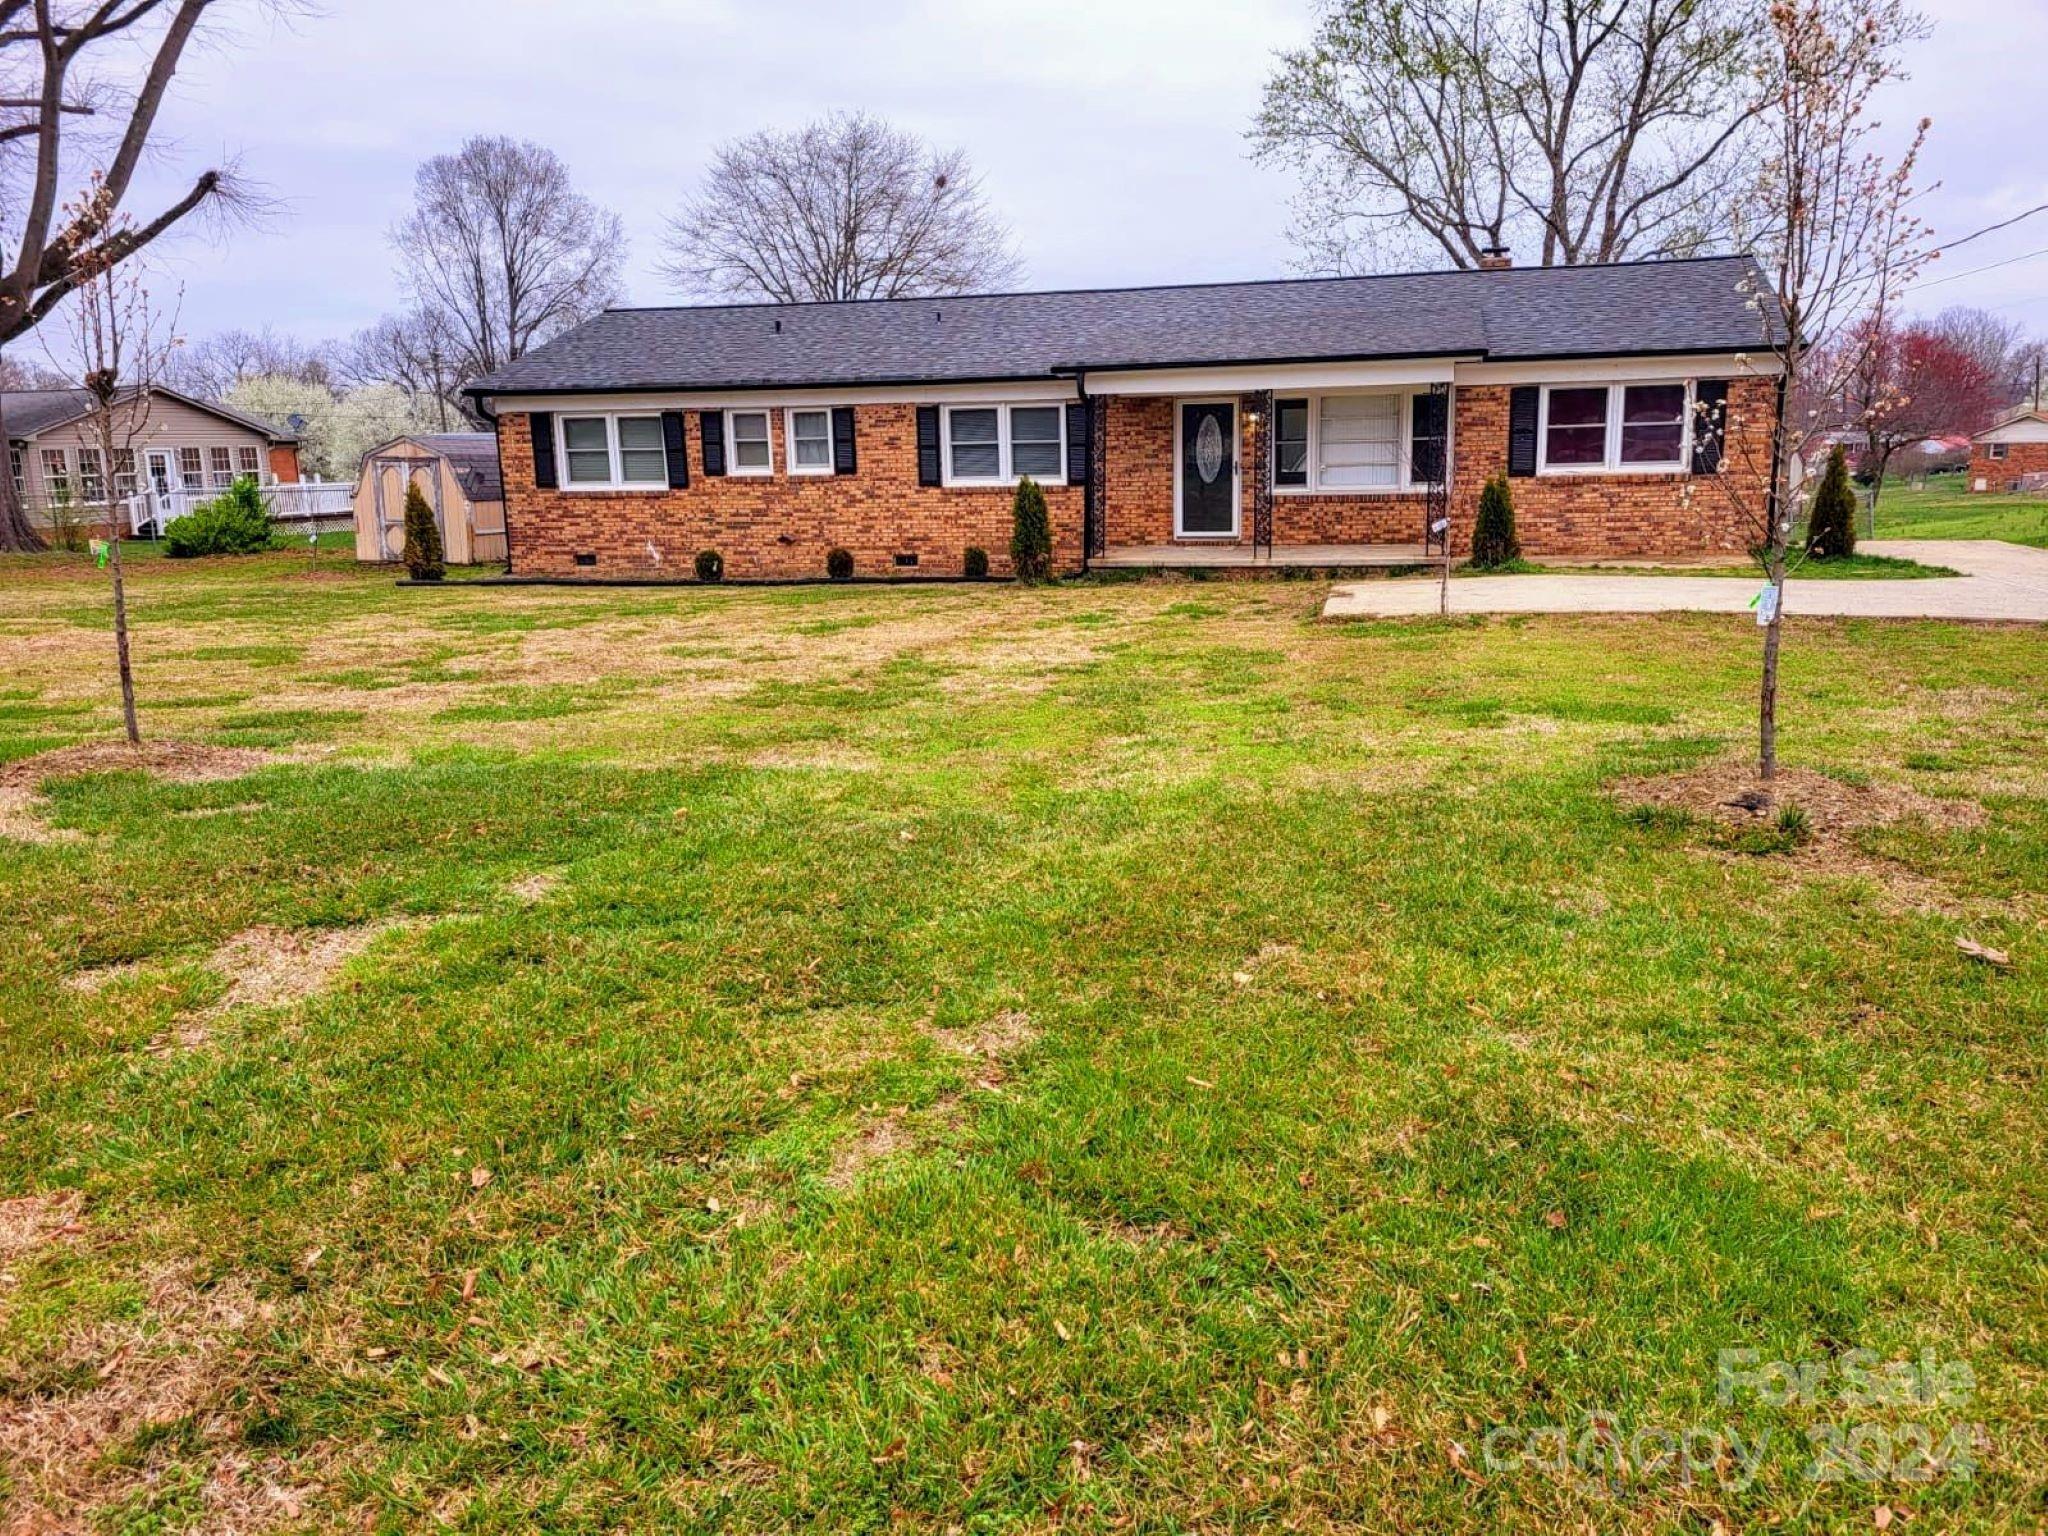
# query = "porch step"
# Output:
<box><xmin>1094</xmin><ymin>543</ymin><xmax>1430</xmax><ymax>570</ymax></box>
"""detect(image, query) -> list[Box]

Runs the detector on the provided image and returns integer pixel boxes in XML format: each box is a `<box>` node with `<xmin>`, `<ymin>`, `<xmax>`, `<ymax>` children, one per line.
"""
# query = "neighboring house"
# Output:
<box><xmin>463</xmin><ymin>255</ymin><xmax>1785</xmax><ymax>580</ymax></box>
<box><xmin>1968</xmin><ymin>408</ymin><xmax>2048</xmax><ymax>493</ymax></box>
<box><xmin>351</xmin><ymin>432</ymin><xmax>506</xmax><ymax>565</ymax></box>
<box><xmin>3</xmin><ymin>386</ymin><xmax>300</xmax><ymax>529</ymax></box>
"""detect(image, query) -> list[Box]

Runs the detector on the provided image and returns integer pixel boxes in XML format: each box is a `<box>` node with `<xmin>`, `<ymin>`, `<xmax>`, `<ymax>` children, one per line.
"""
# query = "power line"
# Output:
<box><xmin>1909</xmin><ymin>244</ymin><xmax>2048</xmax><ymax>293</ymax></box>
<box><xmin>1930</xmin><ymin>202</ymin><xmax>2048</xmax><ymax>257</ymax></box>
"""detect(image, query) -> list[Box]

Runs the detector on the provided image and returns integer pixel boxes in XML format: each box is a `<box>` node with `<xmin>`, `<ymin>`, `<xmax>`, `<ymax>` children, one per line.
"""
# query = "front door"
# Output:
<box><xmin>1177</xmin><ymin>401</ymin><xmax>1237</xmax><ymax>536</ymax></box>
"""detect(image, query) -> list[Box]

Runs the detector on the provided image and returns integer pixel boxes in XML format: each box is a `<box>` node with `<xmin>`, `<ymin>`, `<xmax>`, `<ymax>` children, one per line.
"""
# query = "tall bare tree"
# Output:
<box><xmin>341</xmin><ymin>308</ymin><xmax>467</xmax><ymax>431</ymax></box>
<box><xmin>392</xmin><ymin>136</ymin><xmax>625</xmax><ymax>383</ymax></box>
<box><xmin>661</xmin><ymin>111</ymin><xmax>1021</xmax><ymax>303</ymax></box>
<box><xmin>0</xmin><ymin>0</ymin><xmax>266</xmax><ymax>551</ymax></box>
<box><xmin>1251</xmin><ymin>0</ymin><xmax>1766</xmax><ymax>273</ymax></box>
<box><xmin>1697</xmin><ymin>0</ymin><xmax>1930</xmax><ymax>786</ymax></box>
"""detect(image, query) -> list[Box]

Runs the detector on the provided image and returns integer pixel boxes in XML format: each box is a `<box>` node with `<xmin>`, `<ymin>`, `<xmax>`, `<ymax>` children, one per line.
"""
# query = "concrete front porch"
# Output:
<box><xmin>1093</xmin><ymin>542</ymin><xmax>1430</xmax><ymax>570</ymax></box>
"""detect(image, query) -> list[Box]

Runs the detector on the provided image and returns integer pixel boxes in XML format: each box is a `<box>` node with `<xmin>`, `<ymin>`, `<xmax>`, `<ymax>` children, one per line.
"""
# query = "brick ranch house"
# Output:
<box><xmin>1967</xmin><ymin>408</ymin><xmax>2048</xmax><ymax>493</ymax></box>
<box><xmin>463</xmin><ymin>255</ymin><xmax>1786</xmax><ymax>580</ymax></box>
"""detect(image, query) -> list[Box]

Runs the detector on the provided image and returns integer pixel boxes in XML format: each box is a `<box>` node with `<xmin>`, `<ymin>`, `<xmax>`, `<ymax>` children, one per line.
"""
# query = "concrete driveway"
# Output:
<box><xmin>1322</xmin><ymin>540</ymin><xmax>2048</xmax><ymax>623</ymax></box>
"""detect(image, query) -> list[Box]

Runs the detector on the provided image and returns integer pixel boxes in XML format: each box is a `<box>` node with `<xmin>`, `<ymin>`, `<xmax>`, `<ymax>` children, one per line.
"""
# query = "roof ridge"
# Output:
<box><xmin>602</xmin><ymin>253</ymin><xmax>1763</xmax><ymax>315</ymax></box>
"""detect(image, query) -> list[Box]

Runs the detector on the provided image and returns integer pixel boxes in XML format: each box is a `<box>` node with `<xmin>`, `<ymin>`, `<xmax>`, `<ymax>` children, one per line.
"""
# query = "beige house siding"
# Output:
<box><xmin>13</xmin><ymin>394</ymin><xmax>286</xmax><ymax>527</ymax></box>
<box><xmin>351</xmin><ymin>438</ymin><xmax>507</xmax><ymax>565</ymax></box>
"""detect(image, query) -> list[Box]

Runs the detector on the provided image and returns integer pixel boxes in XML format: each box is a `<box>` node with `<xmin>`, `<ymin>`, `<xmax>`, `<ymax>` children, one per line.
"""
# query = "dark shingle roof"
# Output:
<box><xmin>467</xmin><ymin>256</ymin><xmax>1780</xmax><ymax>398</ymax></box>
<box><xmin>418</xmin><ymin>432</ymin><xmax>502</xmax><ymax>502</ymax></box>
<box><xmin>1</xmin><ymin>385</ymin><xmax>297</xmax><ymax>442</ymax></box>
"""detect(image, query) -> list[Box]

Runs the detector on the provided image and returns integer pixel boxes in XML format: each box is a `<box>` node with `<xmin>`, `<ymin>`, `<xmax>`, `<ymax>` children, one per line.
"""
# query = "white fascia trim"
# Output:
<box><xmin>1458</xmin><ymin>352</ymin><xmax>1782</xmax><ymax>385</ymax></box>
<box><xmin>490</xmin><ymin>379</ymin><xmax>1079</xmax><ymax>415</ymax></box>
<box><xmin>1975</xmin><ymin>418</ymin><xmax>2048</xmax><ymax>444</ymax></box>
<box><xmin>1091</xmin><ymin>358</ymin><xmax>1467</xmax><ymax>396</ymax></box>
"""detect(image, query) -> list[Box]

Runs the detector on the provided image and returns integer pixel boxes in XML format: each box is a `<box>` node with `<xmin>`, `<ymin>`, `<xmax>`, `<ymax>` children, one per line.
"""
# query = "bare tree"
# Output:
<box><xmin>166</xmin><ymin>324</ymin><xmax>332</xmax><ymax>398</ymax></box>
<box><xmin>0</xmin><ymin>348</ymin><xmax>66</xmax><ymax>387</ymax></box>
<box><xmin>661</xmin><ymin>111</ymin><xmax>1021</xmax><ymax>303</ymax></box>
<box><xmin>1251</xmin><ymin>0</ymin><xmax>1766</xmax><ymax>273</ymax></box>
<box><xmin>341</xmin><ymin>308</ymin><xmax>468</xmax><ymax>431</ymax></box>
<box><xmin>1697</xmin><ymin>0</ymin><xmax>1930</xmax><ymax>787</ymax></box>
<box><xmin>0</xmin><ymin>0</ymin><xmax>271</xmax><ymax>551</ymax></box>
<box><xmin>51</xmin><ymin>173</ymin><xmax>178</xmax><ymax>743</ymax></box>
<box><xmin>392</xmin><ymin>136</ymin><xmax>625</xmax><ymax>382</ymax></box>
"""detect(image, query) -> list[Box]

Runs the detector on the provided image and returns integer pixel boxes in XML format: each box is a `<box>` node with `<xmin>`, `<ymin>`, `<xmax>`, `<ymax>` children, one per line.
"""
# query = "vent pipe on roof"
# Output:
<box><xmin>1478</xmin><ymin>246</ymin><xmax>1512</xmax><ymax>270</ymax></box>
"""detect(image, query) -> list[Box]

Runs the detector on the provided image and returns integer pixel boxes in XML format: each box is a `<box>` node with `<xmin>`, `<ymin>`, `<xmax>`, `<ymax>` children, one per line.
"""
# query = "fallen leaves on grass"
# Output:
<box><xmin>0</xmin><ymin>1266</ymin><xmax>315</xmax><ymax>1533</ymax></box>
<box><xmin>1954</xmin><ymin>936</ymin><xmax>2011</xmax><ymax>968</ymax></box>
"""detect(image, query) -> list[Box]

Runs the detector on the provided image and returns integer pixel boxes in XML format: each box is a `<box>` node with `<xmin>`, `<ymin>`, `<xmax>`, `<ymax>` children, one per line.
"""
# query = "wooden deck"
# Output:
<box><xmin>1094</xmin><ymin>542</ymin><xmax>1431</xmax><ymax>570</ymax></box>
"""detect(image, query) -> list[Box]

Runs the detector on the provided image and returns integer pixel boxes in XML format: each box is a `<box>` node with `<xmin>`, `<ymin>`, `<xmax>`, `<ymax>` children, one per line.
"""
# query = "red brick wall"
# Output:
<box><xmin>268</xmin><ymin>444</ymin><xmax>301</xmax><ymax>483</ymax></box>
<box><xmin>1094</xmin><ymin>379</ymin><xmax>1774</xmax><ymax>558</ymax></box>
<box><xmin>1968</xmin><ymin>441</ymin><xmax>2048</xmax><ymax>492</ymax></box>
<box><xmin>499</xmin><ymin>406</ymin><xmax>1085</xmax><ymax>579</ymax></box>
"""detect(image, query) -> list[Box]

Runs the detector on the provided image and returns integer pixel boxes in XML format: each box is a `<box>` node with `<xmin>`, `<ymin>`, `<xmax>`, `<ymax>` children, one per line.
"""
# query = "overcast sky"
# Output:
<box><xmin>127</xmin><ymin>0</ymin><xmax>2048</xmax><ymax>352</ymax></box>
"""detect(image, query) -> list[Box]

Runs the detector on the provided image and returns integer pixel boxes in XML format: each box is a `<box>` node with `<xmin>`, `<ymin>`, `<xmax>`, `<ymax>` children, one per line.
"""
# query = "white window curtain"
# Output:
<box><xmin>1318</xmin><ymin>395</ymin><xmax>1401</xmax><ymax>489</ymax></box>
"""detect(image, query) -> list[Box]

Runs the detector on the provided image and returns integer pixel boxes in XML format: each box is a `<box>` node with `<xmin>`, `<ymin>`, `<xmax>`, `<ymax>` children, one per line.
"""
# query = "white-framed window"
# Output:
<box><xmin>1539</xmin><ymin>382</ymin><xmax>1691</xmax><ymax>473</ymax></box>
<box><xmin>726</xmin><ymin>409</ymin><xmax>772</xmax><ymax>475</ymax></box>
<box><xmin>236</xmin><ymin>445</ymin><xmax>262</xmax><ymax>479</ymax></box>
<box><xmin>40</xmin><ymin>448</ymin><xmax>69</xmax><ymax>500</ymax></box>
<box><xmin>1272</xmin><ymin>390</ymin><xmax>1439</xmax><ymax>494</ymax></box>
<box><xmin>786</xmin><ymin>408</ymin><xmax>832</xmax><ymax>474</ymax></box>
<box><xmin>77</xmin><ymin>447</ymin><xmax>105</xmax><ymax>501</ymax></box>
<box><xmin>8</xmin><ymin>448</ymin><xmax>21</xmax><ymax>499</ymax></box>
<box><xmin>558</xmin><ymin>413</ymin><xmax>669</xmax><ymax>490</ymax></box>
<box><xmin>177</xmin><ymin>446</ymin><xmax>203</xmax><ymax>487</ymax></box>
<box><xmin>1987</xmin><ymin>442</ymin><xmax>2009</xmax><ymax>461</ymax></box>
<box><xmin>942</xmin><ymin>402</ymin><xmax>1067</xmax><ymax>486</ymax></box>
<box><xmin>112</xmin><ymin>448</ymin><xmax>137</xmax><ymax>497</ymax></box>
<box><xmin>209</xmin><ymin>445</ymin><xmax>235</xmax><ymax>488</ymax></box>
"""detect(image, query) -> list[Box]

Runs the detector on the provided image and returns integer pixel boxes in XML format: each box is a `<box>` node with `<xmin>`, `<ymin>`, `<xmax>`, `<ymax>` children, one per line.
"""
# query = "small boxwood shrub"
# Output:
<box><xmin>1010</xmin><ymin>476</ymin><xmax>1051</xmax><ymax>582</ymax></box>
<box><xmin>165</xmin><ymin>476</ymin><xmax>272</xmax><ymax>558</ymax></box>
<box><xmin>963</xmin><ymin>546</ymin><xmax>990</xmax><ymax>579</ymax></box>
<box><xmin>1470</xmin><ymin>474</ymin><xmax>1520</xmax><ymax>569</ymax></box>
<box><xmin>826</xmin><ymin>546</ymin><xmax>854</xmax><ymax>581</ymax></box>
<box><xmin>402</xmin><ymin>481</ymin><xmax>445</xmax><ymax>581</ymax></box>
<box><xmin>695</xmin><ymin>549</ymin><xmax>724</xmax><ymax>583</ymax></box>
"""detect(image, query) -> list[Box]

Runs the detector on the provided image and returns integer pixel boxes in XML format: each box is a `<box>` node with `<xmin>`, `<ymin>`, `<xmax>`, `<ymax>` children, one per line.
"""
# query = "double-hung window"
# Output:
<box><xmin>236</xmin><ymin>445</ymin><xmax>262</xmax><ymax>480</ymax></box>
<box><xmin>727</xmin><ymin>410</ymin><xmax>772</xmax><ymax>474</ymax></box>
<box><xmin>559</xmin><ymin>414</ymin><xmax>668</xmax><ymax>489</ymax></box>
<box><xmin>209</xmin><ymin>446</ymin><xmax>235</xmax><ymax>488</ymax></box>
<box><xmin>786</xmin><ymin>408</ymin><xmax>832</xmax><ymax>473</ymax></box>
<box><xmin>77</xmin><ymin>448</ymin><xmax>105</xmax><ymax>502</ymax></box>
<box><xmin>1540</xmin><ymin>382</ymin><xmax>1691</xmax><ymax>472</ymax></box>
<box><xmin>1988</xmin><ymin>442</ymin><xmax>2009</xmax><ymax>461</ymax></box>
<box><xmin>943</xmin><ymin>403</ymin><xmax>1066</xmax><ymax>485</ymax></box>
<box><xmin>178</xmin><ymin>446</ymin><xmax>203</xmax><ymax>488</ymax></box>
<box><xmin>8</xmin><ymin>448</ymin><xmax>21</xmax><ymax>500</ymax></box>
<box><xmin>41</xmin><ymin>449</ymin><xmax>69</xmax><ymax>500</ymax></box>
<box><xmin>1274</xmin><ymin>399</ymin><xmax>1310</xmax><ymax>487</ymax></box>
<box><xmin>112</xmin><ymin>449</ymin><xmax>137</xmax><ymax>497</ymax></box>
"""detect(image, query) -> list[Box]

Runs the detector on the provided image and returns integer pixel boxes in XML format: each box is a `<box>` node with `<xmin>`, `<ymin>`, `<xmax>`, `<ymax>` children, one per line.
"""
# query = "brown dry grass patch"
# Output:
<box><xmin>1610</xmin><ymin>758</ymin><xmax>1983</xmax><ymax>839</ymax></box>
<box><xmin>0</xmin><ymin>1193</ymin><xmax>82</xmax><ymax>1267</ymax></box>
<box><xmin>145</xmin><ymin>919</ymin><xmax>416</xmax><ymax>1053</ymax></box>
<box><xmin>505</xmin><ymin>871</ymin><xmax>563</xmax><ymax>904</ymax></box>
<box><xmin>0</xmin><ymin>1267</ymin><xmax>315</xmax><ymax>1534</ymax></box>
<box><xmin>927</xmin><ymin>1010</ymin><xmax>1037</xmax><ymax>1062</ymax></box>
<box><xmin>0</xmin><ymin>742</ymin><xmax>279</xmax><ymax>847</ymax></box>
<box><xmin>824</xmin><ymin>1096</ymin><xmax>965</xmax><ymax>1191</ymax></box>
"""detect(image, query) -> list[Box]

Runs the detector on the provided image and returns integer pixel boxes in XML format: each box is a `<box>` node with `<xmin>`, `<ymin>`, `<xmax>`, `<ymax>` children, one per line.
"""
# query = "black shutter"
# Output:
<box><xmin>915</xmin><ymin>405</ymin><xmax>941</xmax><ymax>486</ymax></box>
<box><xmin>1065</xmin><ymin>401</ymin><xmax>1090</xmax><ymax>488</ymax></box>
<box><xmin>530</xmin><ymin>411</ymin><xmax>557</xmax><ymax>489</ymax></box>
<box><xmin>1410</xmin><ymin>391</ymin><xmax>1448</xmax><ymax>484</ymax></box>
<box><xmin>700</xmin><ymin>410</ymin><xmax>726</xmax><ymax>476</ymax></box>
<box><xmin>1507</xmin><ymin>385</ymin><xmax>1540</xmax><ymax>477</ymax></box>
<box><xmin>1274</xmin><ymin>398</ymin><xmax>1307</xmax><ymax>487</ymax></box>
<box><xmin>831</xmin><ymin>406</ymin><xmax>857</xmax><ymax>474</ymax></box>
<box><xmin>1691</xmin><ymin>380</ymin><xmax>1729</xmax><ymax>474</ymax></box>
<box><xmin>661</xmin><ymin>411</ymin><xmax>689</xmax><ymax>489</ymax></box>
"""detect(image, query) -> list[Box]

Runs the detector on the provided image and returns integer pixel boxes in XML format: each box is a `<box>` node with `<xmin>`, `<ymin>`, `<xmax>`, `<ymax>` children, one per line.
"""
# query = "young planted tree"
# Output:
<box><xmin>1251</xmin><ymin>0</ymin><xmax>1766</xmax><ymax>272</ymax></box>
<box><xmin>1805</xmin><ymin>444</ymin><xmax>1856</xmax><ymax>559</ymax></box>
<box><xmin>1701</xmin><ymin>0</ymin><xmax>1931</xmax><ymax>786</ymax></box>
<box><xmin>1010</xmin><ymin>475</ymin><xmax>1051</xmax><ymax>582</ymax></box>
<box><xmin>401</xmin><ymin>480</ymin><xmax>444</xmax><ymax>581</ymax></box>
<box><xmin>51</xmin><ymin>175</ymin><xmax>181</xmax><ymax>745</ymax></box>
<box><xmin>0</xmin><ymin>0</ymin><xmax>275</xmax><ymax>551</ymax></box>
<box><xmin>662</xmin><ymin>111</ymin><xmax>1021</xmax><ymax>302</ymax></box>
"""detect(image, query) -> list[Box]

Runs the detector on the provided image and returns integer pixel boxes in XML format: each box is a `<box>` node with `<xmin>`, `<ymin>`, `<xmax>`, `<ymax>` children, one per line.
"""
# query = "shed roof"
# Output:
<box><xmin>467</xmin><ymin>255</ymin><xmax>1781</xmax><ymax>398</ymax></box>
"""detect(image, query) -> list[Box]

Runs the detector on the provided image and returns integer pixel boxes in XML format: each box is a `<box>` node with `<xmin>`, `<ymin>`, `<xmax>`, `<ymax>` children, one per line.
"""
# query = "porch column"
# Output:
<box><xmin>1245</xmin><ymin>389</ymin><xmax>1273</xmax><ymax>557</ymax></box>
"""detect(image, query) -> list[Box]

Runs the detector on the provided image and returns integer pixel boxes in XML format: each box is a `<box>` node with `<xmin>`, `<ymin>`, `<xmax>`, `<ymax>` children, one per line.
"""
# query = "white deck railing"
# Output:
<box><xmin>121</xmin><ymin>480</ymin><xmax>354</xmax><ymax>535</ymax></box>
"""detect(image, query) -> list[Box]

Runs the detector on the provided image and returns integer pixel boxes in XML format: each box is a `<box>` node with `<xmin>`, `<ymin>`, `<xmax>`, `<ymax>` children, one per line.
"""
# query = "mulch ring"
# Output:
<box><xmin>1609</xmin><ymin>759</ymin><xmax>1984</xmax><ymax>844</ymax></box>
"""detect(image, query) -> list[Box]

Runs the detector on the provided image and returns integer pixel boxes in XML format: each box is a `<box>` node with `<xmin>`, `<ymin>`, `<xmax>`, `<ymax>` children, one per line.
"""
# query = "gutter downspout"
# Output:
<box><xmin>1072</xmin><ymin>368</ymin><xmax>1090</xmax><ymax>575</ymax></box>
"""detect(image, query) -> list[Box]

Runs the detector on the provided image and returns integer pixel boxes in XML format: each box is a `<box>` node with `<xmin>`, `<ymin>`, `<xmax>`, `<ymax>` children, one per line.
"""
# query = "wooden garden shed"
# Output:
<box><xmin>352</xmin><ymin>433</ymin><xmax>506</xmax><ymax>565</ymax></box>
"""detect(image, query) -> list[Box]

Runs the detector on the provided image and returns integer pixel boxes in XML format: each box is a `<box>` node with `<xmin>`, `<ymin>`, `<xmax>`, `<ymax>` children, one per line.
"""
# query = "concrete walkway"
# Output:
<box><xmin>1322</xmin><ymin>540</ymin><xmax>2048</xmax><ymax>623</ymax></box>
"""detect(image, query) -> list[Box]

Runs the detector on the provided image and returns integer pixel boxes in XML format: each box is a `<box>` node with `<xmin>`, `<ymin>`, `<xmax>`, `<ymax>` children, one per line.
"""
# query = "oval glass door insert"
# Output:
<box><xmin>1196</xmin><ymin>415</ymin><xmax>1225</xmax><ymax>483</ymax></box>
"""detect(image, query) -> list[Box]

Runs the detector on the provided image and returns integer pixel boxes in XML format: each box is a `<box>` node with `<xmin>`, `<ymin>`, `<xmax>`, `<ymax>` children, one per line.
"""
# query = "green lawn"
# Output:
<box><xmin>2</xmin><ymin>550</ymin><xmax>2042</xmax><ymax>1531</ymax></box>
<box><xmin>1875</xmin><ymin>475</ymin><xmax>2048</xmax><ymax>548</ymax></box>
